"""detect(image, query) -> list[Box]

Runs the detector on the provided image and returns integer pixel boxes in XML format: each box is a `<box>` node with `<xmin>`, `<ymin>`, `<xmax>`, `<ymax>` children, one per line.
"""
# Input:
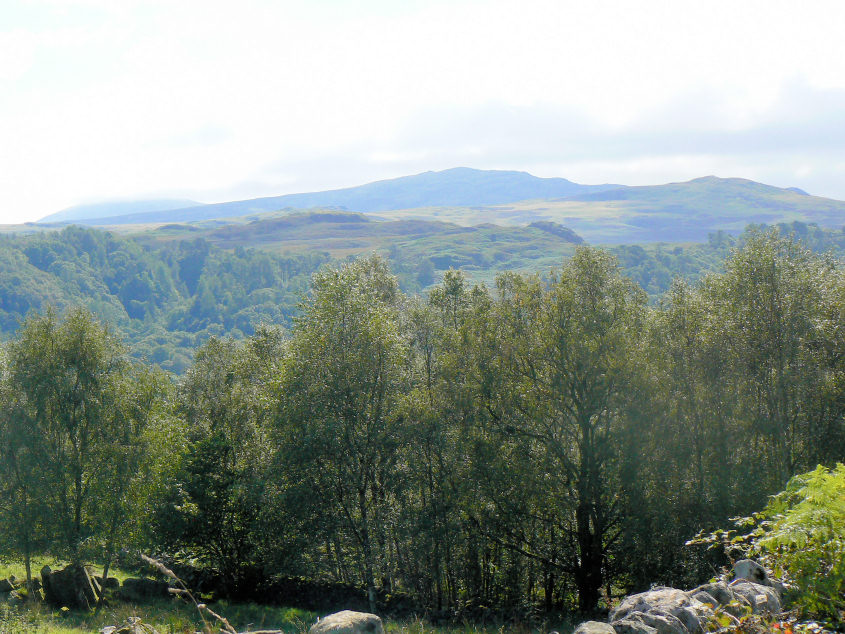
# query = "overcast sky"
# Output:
<box><xmin>2</xmin><ymin>0</ymin><xmax>845</xmax><ymax>223</ymax></box>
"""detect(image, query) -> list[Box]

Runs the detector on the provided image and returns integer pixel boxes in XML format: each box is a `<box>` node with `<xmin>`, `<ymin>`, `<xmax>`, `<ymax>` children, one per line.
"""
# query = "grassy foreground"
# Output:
<box><xmin>0</xmin><ymin>602</ymin><xmax>573</xmax><ymax>634</ymax></box>
<box><xmin>0</xmin><ymin>559</ymin><xmax>574</xmax><ymax>633</ymax></box>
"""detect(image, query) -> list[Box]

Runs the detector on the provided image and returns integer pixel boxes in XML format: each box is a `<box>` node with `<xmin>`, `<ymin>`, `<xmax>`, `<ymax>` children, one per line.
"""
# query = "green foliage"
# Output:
<box><xmin>153</xmin><ymin>329</ymin><xmax>283</xmax><ymax>592</ymax></box>
<box><xmin>743</xmin><ymin>464</ymin><xmax>845</xmax><ymax>623</ymax></box>
<box><xmin>470</xmin><ymin>248</ymin><xmax>647</xmax><ymax>611</ymax></box>
<box><xmin>3</xmin><ymin>309</ymin><xmax>163</xmax><ymax>570</ymax></box>
<box><xmin>276</xmin><ymin>255</ymin><xmax>408</xmax><ymax>610</ymax></box>
<box><xmin>0</xmin><ymin>227</ymin><xmax>328</xmax><ymax>373</ymax></box>
<box><xmin>0</xmin><ymin>226</ymin><xmax>842</xmax><ymax>623</ymax></box>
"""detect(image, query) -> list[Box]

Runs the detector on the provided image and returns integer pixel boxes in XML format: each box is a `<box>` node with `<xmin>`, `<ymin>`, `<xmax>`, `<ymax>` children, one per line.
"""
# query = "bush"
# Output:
<box><xmin>694</xmin><ymin>464</ymin><xmax>845</xmax><ymax>625</ymax></box>
<box><xmin>749</xmin><ymin>464</ymin><xmax>845</xmax><ymax>622</ymax></box>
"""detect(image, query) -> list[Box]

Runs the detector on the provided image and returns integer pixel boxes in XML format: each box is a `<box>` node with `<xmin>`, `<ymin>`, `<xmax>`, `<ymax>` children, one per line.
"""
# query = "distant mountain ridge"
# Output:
<box><xmin>34</xmin><ymin>169</ymin><xmax>845</xmax><ymax>245</ymax></box>
<box><xmin>38</xmin><ymin>168</ymin><xmax>622</xmax><ymax>225</ymax></box>
<box><xmin>569</xmin><ymin>175</ymin><xmax>810</xmax><ymax>203</ymax></box>
<box><xmin>40</xmin><ymin>198</ymin><xmax>204</xmax><ymax>223</ymax></box>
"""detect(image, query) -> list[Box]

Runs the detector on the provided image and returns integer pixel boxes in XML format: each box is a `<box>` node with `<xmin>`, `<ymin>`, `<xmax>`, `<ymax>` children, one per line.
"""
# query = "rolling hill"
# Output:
<box><xmin>1</xmin><ymin>217</ymin><xmax>841</xmax><ymax>372</ymax></box>
<box><xmin>374</xmin><ymin>175</ymin><xmax>845</xmax><ymax>243</ymax></box>
<box><xmin>39</xmin><ymin>198</ymin><xmax>205</xmax><ymax>223</ymax></box>
<box><xmin>37</xmin><ymin>169</ymin><xmax>845</xmax><ymax>245</ymax></box>
<box><xmin>36</xmin><ymin>168</ymin><xmax>622</xmax><ymax>226</ymax></box>
<box><xmin>129</xmin><ymin>211</ymin><xmax>585</xmax><ymax>285</ymax></box>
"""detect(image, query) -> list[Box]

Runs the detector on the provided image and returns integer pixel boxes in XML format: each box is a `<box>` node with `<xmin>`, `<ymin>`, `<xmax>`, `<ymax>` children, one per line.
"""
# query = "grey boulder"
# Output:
<box><xmin>731</xmin><ymin>560</ymin><xmax>768</xmax><ymax>586</ymax></box>
<box><xmin>609</xmin><ymin>587</ymin><xmax>712</xmax><ymax>634</ymax></box>
<box><xmin>41</xmin><ymin>564</ymin><xmax>101</xmax><ymax>609</ymax></box>
<box><xmin>573</xmin><ymin>622</ymin><xmax>616</xmax><ymax>634</ymax></box>
<box><xmin>309</xmin><ymin>610</ymin><xmax>384</xmax><ymax>634</ymax></box>
<box><xmin>611</xmin><ymin>618</ymin><xmax>657</xmax><ymax>634</ymax></box>
<box><xmin>0</xmin><ymin>577</ymin><xmax>17</xmax><ymax>593</ymax></box>
<box><xmin>624</xmin><ymin>610</ymin><xmax>688</xmax><ymax>634</ymax></box>
<box><xmin>729</xmin><ymin>580</ymin><xmax>781</xmax><ymax>614</ymax></box>
<box><xmin>687</xmin><ymin>581</ymin><xmax>735</xmax><ymax>606</ymax></box>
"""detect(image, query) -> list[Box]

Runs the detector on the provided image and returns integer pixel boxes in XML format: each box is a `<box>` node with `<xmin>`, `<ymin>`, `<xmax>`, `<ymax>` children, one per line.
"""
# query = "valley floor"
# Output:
<box><xmin>0</xmin><ymin>560</ymin><xmax>574</xmax><ymax>634</ymax></box>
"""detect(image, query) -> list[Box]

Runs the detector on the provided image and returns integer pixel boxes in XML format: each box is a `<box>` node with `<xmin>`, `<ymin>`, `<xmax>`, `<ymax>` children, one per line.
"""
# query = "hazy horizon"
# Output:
<box><xmin>3</xmin><ymin>0</ymin><xmax>845</xmax><ymax>223</ymax></box>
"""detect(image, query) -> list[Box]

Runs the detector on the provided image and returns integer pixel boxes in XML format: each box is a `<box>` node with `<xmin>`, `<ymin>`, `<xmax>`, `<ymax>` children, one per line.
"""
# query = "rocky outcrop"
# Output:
<box><xmin>118</xmin><ymin>577</ymin><xmax>171</xmax><ymax>603</ymax></box>
<box><xmin>95</xmin><ymin>576</ymin><xmax>121</xmax><ymax>591</ymax></box>
<box><xmin>572</xmin><ymin>560</ymin><xmax>785</xmax><ymax>634</ymax></box>
<box><xmin>573</xmin><ymin>623</ymin><xmax>616</xmax><ymax>634</ymax></box>
<box><xmin>728</xmin><ymin>580</ymin><xmax>781</xmax><ymax>614</ymax></box>
<box><xmin>41</xmin><ymin>564</ymin><xmax>101</xmax><ymax>609</ymax></box>
<box><xmin>0</xmin><ymin>577</ymin><xmax>17</xmax><ymax>593</ymax></box>
<box><xmin>309</xmin><ymin>610</ymin><xmax>385</xmax><ymax>633</ymax></box>
<box><xmin>731</xmin><ymin>560</ymin><xmax>768</xmax><ymax>585</ymax></box>
<box><xmin>609</xmin><ymin>587</ymin><xmax>711</xmax><ymax>633</ymax></box>
<box><xmin>99</xmin><ymin>616</ymin><xmax>161</xmax><ymax>634</ymax></box>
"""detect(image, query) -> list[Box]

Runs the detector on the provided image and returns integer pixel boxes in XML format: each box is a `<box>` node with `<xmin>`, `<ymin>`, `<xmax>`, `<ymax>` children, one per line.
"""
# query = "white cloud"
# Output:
<box><xmin>1</xmin><ymin>0</ymin><xmax>845</xmax><ymax>222</ymax></box>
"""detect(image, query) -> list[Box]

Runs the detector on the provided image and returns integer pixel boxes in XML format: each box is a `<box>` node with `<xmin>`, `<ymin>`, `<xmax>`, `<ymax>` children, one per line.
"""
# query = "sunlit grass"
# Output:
<box><xmin>0</xmin><ymin>600</ymin><xmax>574</xmax><ymax>634</ymax></box>
<box><xmin>0</xmin><ymin>557</ymin><xmax>134</xmax><ymax>587</ymax></box>
<box><xmin>0</xmin><ymin>559</ymin><xmax>573</xmax><ymax>633</ymax></box>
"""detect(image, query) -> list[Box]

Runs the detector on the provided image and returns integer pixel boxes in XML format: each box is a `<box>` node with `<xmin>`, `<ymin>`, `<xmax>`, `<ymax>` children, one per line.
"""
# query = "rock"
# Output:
<box><xmin>689</xmin><ymin>591</ymin><xmax>717</xmax><ymax>607</ymax></box>
<box><xmin>612</xmin><ymin>618</ymin><xmax>658</xmax><ymax>634</ymax></box>
<box><xmin>309</xmin><ymin>610</ymin><xmax>384</xmax><ymax>634</ymax></box>
<box><xmin>626</xmin><ymin>610</ymin><xmax>688</xmax><ymax>634</ymax></box>
<box><xmin>42</xmin><ymin>564</ymin><xmax>101</xmax><ymax>609</ymax></box>
<box><xmin>1</xmin><ymin>590</ymin><xmax>24</xmax><ymax>606</ymax></box>
<box><xmin>610</xmin><ymin>587</ymin><xmax>712</xmax><ymax>634</ymax></box>
<box><xmin>688</xmin><ymin>582</ymin><xmax>735</xmax><ymax>606</ymax></box>
<box><xmin>720</xmin><ymin>595</ymin><xmax>753</xmax><ymax>619</ymax></box>
<box><xmin>8</xmin><ymin>590</ymin><xmax>24</xmax><ymax>606</ymax></box>
<box><xmin>94</xmin><ymin>576</ymin><xmax>121</xmax><ymax>591</ymax></box>
<box><xmin>573</xmin><ymin>622</ymin><xmax>616</xmax><ymax>634</ymax></box>
<box><xmin>731</xmin><ymin>560</ymin><xmax>769</xmax><ymax>586</ymax></box>
<box><xmin>729</xmin><ymin>580</ymin><xmax>781</xmax><ymax>614</ymax></box>
<box><xmin>119</xmin><ymin>578</ymin><xmax>171</xmax><ymax>602</ymax></box>
<box><xmin>99</xmin><ymin>616</ymin><xmax>161</xmax><ymax>633</ymax></box>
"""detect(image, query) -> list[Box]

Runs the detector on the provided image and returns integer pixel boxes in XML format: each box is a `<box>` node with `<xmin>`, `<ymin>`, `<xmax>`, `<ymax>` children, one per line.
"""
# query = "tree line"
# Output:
<box><xmin>0</xmin><ymin>229</ymin><xmax>843</xmax><ymax>618</ymax></box>
<box><xmin>0</xmin><ymin>226</ymin><xmax>330</xmax><ymax>372</ymax></box>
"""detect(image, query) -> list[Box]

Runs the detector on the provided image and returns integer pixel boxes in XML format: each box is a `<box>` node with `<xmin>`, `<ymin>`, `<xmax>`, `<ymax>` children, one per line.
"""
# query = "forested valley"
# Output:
<box><xmin>1</xmin><ymin>220</ymin><xmax>843</xmax><ymax>374</ymax></box>
<box><xmin>0</xmin><ymin>226</ymin><xmax>843</xmax><ymax>627</ymax></box>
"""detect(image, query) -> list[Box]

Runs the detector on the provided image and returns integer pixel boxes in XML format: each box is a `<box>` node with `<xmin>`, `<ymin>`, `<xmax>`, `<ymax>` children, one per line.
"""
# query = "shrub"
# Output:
<box><xmin>692</xmin><ymin>464</ymin><xmax>845</xmax><ymax>625</ymax></box>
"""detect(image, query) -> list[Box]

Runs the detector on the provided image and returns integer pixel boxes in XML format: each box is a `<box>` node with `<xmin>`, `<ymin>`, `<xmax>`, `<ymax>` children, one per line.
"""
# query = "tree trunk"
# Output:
<box><xmin>359</xmin><ymin>488</ymin><xmax>377</xmax><ymax>613</ymax></box>
<box><xmin>94</xmin><ymin>554</ymin><xmax>112</xmax><ymax>615</ymax></box>
<box><xmin>24</xmin><ymin>536</ymin><xmax>33</xmax><ymax>597</ymax></box>
<box><xmin>575</xmin><ymin>500</ymin><xmax>602</xmax><ymax>613</ymax></box>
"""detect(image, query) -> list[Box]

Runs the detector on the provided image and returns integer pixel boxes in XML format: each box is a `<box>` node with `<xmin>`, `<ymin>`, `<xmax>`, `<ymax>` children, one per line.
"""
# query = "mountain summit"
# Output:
<box><xmin>39</xmin><ymin>168</ymin><xmax>622</xmax><ymax>225</ymax></box>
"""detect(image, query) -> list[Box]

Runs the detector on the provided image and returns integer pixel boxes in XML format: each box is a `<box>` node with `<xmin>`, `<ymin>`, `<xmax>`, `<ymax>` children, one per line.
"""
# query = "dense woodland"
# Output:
<box><xmin>0</xmin><ymin>221</ymin><xmax>843</xmax><ymax>375</ymax></box>
<box><xmin>0</xmin><ymin>228</ymin><xmax>843</xmax><ymax>622</ymax></box>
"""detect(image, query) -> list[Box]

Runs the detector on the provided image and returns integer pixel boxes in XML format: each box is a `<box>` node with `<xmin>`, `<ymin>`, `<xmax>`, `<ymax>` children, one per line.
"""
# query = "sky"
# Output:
<box><xmin>2</xmin><ymin>0</ymin><xmax>845</xmax><ymax>223</ymax></box>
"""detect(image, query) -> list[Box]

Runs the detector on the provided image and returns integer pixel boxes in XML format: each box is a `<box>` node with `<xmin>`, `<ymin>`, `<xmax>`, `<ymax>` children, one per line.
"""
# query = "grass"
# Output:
<box><xmin>0</xmin><ymin>556</ymin><xmax>134</xmax><ymax>587</ymax></box>
<box><xmin>0</xmin><ymin>559</ymin><xmax>575</xmax><ymax>633</ymax></box>
<box><xmin>0</xmin><ymin>599</ymin><xmax>316</xmax><ymax>633</ymax></box>
<box><xmin>0</xmin><ymin>601</ymin><xmax>575</xmax><ymax>633</ymax></box>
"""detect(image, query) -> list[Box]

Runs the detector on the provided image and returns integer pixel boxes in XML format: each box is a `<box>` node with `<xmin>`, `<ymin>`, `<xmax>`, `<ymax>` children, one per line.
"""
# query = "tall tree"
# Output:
<box><xmin>276</xmin><ymin>255</ymin><xmax>407</xmax><ymax>612</ymax></box>
<box><xmin>6</xmin><ymin>308</ymin><xmax>153</xmax><ymax>566</ymax></box>
<box><xmin>477</xmin><ymin>248</ymin><xmax>646</xmax><ymax>612</ymax></box>
<box><xmin>0</xmin><ymin>351</ymin><xmax>49</xmax><ymax>589</ymax></box>
<box><xmin>154</xmin><ymin>328</ymin><xmax>283</xmax><ymax>595</ymax></box>
<box><xmin>707</xmin><ymin>230</ymin><xmax>841</xmax><ymax>492</ymax></box>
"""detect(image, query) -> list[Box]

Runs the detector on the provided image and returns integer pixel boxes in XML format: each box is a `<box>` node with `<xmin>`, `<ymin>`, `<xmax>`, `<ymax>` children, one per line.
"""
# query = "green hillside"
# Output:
<box><xmin>38</xmin><ymin>170</ymin><xmax>845</xmax><ymax>245</ymax></box>
<box><xmin>126</xmin><ymin>211</ymin><xmax>584</xmax><ymax>286</ymax></box>
<box><xmin>374</xmin><ymin>176</ymin><xmax>845</xmax><ymax>243</ymax></box>
<box><xmin>41</xmin><ymin>167</ymin><xmax>621</xmax><ymax>225</ymax></box>
<box><xmin>0</xmin><ymin>226</ymin><xmax>329</xmax><ymax>372</ymax></box>
<box><xmin>0</xmin><ymin>219</ymin><xmax>841</xmax><ymax>372</ymax></box>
